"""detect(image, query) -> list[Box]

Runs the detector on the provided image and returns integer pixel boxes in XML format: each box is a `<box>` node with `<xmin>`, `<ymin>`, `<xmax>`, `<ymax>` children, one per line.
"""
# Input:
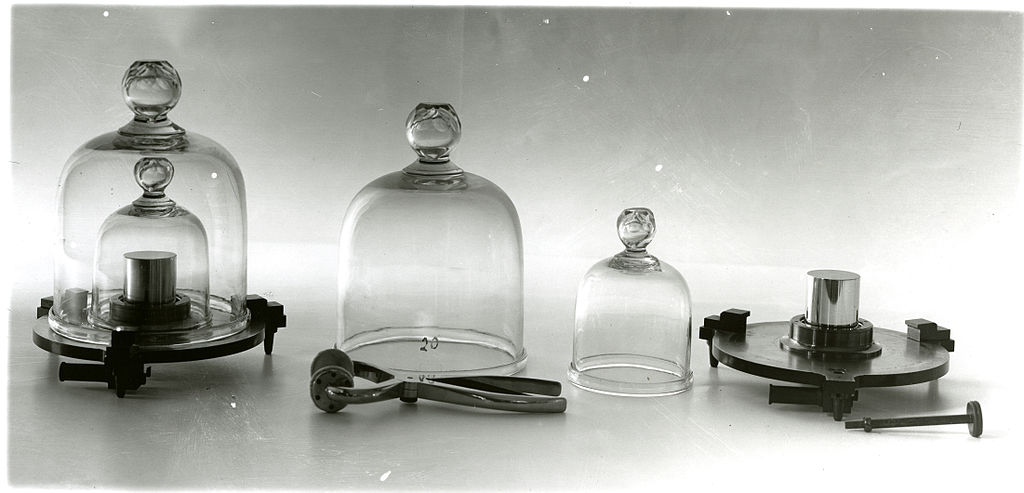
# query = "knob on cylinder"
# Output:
<box><xmin>806</xmin><ymin>270</ymin><xmax>860</xmax><ymax>328</ymax></box>
<box><xmin>124</xmin><ymin>251</ymin><xmax>177</xmax><ymax>305</ymax></box>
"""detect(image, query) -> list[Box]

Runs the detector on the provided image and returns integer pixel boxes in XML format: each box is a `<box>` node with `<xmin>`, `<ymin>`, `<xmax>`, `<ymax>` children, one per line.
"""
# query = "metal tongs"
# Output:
<box><xmin>309</xmin><ymin>349</ymin><xmax>567</xmax><ymax>414</ymax></box>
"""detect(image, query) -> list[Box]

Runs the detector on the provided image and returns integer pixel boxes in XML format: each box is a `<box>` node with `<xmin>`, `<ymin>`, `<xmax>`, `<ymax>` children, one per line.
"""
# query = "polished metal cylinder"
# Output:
<box><xmin>805</xmin><ymin>269</ymin><xmax>860</xmax><ymax>327</ymax></box>
<box><xmin>124</xmin><ymin>250</ymin><xmax>176</xmax><ymax>305</ymax></box>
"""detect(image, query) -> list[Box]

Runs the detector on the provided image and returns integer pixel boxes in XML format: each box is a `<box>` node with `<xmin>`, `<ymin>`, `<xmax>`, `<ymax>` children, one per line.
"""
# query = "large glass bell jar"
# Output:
<box><xmin>337</xmin><ymin>103</ymin><xmax>525</xmax><ymax>377</ymax></box>
<box><xmin>49</xmin><ymin>60</ymin><xmax>248</xmax><ymax>347</ymax></box>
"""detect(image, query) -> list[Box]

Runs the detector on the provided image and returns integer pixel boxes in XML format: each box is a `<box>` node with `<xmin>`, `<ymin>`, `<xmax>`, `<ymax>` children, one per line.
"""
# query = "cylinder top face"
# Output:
<box><xmin>805</xmin><ymin>269</ymin><xmax>860</xmax><ymax>327</ymax></box>
<box><xmin>808</xmin><ymin>269</ymin><xmax>860</xmax><ymax>281</ymax></box>
<box><xmin>125</xmin><ymin>250</ymin><xmax>177</xmax><ymax>261</ymax></box>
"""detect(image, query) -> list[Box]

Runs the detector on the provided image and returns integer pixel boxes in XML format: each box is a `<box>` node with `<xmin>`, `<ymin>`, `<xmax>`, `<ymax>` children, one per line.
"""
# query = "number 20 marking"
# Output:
<box><xmin>420</xmin><ymin>336</ymin><xmax>440</xmax><ymax>352</ymax></box>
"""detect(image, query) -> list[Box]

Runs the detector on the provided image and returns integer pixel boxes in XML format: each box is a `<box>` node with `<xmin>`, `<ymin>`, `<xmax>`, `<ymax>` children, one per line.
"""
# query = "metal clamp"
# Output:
<box><xmin>310</xmin><ymin>349</ymin><xmax>567</xmax><ymax>414</ymax></box>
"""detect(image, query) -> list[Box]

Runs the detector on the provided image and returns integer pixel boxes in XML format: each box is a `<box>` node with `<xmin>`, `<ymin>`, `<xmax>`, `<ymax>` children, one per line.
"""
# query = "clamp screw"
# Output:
<box><xmin>844</xmin><ymin>401</ymin><xmax>983</xmax><ymax>437</ymax></box>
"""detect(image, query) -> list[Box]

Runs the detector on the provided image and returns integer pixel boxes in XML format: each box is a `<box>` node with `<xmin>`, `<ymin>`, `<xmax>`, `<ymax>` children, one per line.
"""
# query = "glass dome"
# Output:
<box><xmin>49</xmin><ymin>60</ymin><xmax>248</xmax><ymax>347</ymax></box>
<box><xmin>568</xmin><ymin>208</ymin><xmax>693</xmax><ymax>396</ymax></box>
<box><xmin>337</xmin><ymin>103</ymin><xmax>525</xmax><ymax>377</ymax></box>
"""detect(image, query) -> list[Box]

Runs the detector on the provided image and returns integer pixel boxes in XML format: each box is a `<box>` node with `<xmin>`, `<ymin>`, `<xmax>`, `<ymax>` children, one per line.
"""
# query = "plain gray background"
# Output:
<box><xmin>10</xmin><ymin>7</ymin><xmax>1021</xmax><ymax>314</ymax></box>
<box><xmin>7</xmin><ymin>6</ymin><xmax>1022</xmax><ymax>489</ymax></box>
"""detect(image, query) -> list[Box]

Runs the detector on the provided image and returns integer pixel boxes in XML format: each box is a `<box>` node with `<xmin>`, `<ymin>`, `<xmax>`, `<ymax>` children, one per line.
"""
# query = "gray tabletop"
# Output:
<box><xmin>6</xmin><ymin>246</ymin><xmax>1016</xmax><ymax>490</ymax></box>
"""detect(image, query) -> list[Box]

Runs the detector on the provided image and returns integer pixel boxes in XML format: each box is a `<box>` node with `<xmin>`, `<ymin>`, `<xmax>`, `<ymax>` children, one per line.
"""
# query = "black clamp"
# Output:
<box><xmin>905</xmin><ymin>318</ymin><xmax>955</xmax><ymax>352</ymax></box>
<box><xmin>58</xmin><ymin>329</ymin><xmax>151</xmax><ymax>398</ymax></box>
<box><xmin>698</xmin><ymin>308</ymin><xmax>749</xmax><ymax>368</ymax></box>
<box><xmin>769</xmin><ymin>383</ymin><xmax>859</xmax><ymax>421</ymax></box>
<box><xmin>37</xmin><ymin>296</ymin><xmax>54</xmax><ymax>318</ymax></box>
<box><xmin>246</xmin><ymin>295</ymin><xmax>287</xmax><ymax>354</ymax></box>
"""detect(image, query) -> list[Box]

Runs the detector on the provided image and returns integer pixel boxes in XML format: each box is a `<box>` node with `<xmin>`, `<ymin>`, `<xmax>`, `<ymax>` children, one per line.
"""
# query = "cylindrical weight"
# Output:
<box><xmin>124</xmin><ymin>250</ymin><xmax>176</xmax><ymax>305</ymax></box>
<box><xmin>806</xmin><ymin>270</ymin><xmax>860</xmax><ymax>328</ymax></box>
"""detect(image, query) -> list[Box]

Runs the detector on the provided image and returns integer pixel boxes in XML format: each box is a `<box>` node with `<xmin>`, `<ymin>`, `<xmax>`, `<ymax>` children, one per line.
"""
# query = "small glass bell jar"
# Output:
<box><xmin>568</xmin><ymin>208</ymin><xmax>693</xmax><ymax>396</ymax></box>
<box><xmin>47</xmin><ymin>60</ymin><xmax>248</xmax><ymax>347</ymax></box>
<box><xmin>337</xmin><ymin>103</ymin><xmax>525</xmax><ymax>377</ymax></box>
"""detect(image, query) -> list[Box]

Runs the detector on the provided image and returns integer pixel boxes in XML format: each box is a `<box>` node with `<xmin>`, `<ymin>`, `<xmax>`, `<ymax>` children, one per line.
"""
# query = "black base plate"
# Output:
<box><xmin>33</xmin><ymin>295</ymin><xmax>286</xmax><ymax>396</ymax></box>
<box><xmin>700</xmin><ymin>309</ymin><xmax>953</xmax><ymax>420</ymax></box>
<box><xmin>33</xmin><ymin>317</ymin><xmax>267</xmax><ymax>363</ymax></box>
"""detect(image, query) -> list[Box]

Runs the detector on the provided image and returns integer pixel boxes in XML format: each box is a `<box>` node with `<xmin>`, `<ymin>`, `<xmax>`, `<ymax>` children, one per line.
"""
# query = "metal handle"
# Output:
<box><xmin>431</xmin><ymin>376</ymin><xmax>563</xmax><ymax>396</ymax></box>
<box><xmin>323</xmin><ymin>378</ymin><xmax>567</xmax><ymax>413</ymax></box>
<box><xmin>58</xmin><ymin>362</ymin><xmax>108</xmax><ymax>383</ymax></box>
<box><xmin>416</xmin><ymin>381</ymin><xmax>568</xmax><ymax>413</ymax></box>
<box><xmin>768</xmin><ymin>385</ymin><xmax>820</xmax><ymax>405</ymax></box>
<box><xmin>325</xmin><ymin>382</ymin><xmax>404</xmax><ymax>405</ymax></box>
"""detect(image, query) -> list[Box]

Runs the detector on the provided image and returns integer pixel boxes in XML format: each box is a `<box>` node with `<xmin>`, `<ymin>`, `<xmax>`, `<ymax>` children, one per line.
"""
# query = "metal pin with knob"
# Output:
<box><xmin>844</xmin><ymin>401</ymin><xmax>983</xmax><ymax>437</ymax></box>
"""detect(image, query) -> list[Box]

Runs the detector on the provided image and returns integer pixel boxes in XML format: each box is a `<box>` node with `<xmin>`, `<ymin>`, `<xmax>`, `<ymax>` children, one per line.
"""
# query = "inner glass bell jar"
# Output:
<box><xmin>49</xmin><ymin>60</ymin><xmax>248</xmax><ymax>347</ymax></box>
<box><xmin>337</xmin><ymin>103</ymin><xmax>525</xmax><ymax>377</ymax></box>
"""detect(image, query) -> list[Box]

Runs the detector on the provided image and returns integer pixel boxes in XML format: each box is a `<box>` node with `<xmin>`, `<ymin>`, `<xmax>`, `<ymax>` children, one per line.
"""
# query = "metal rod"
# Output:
<box><xmin>844</xmin><ymin>401</ymin><xmax>983</xmax><ymax>437</ymax></box>
<box><xmin>846</xmin><ymin>415</ymin><xmax>972</xmax><ymax>429</ymax></box>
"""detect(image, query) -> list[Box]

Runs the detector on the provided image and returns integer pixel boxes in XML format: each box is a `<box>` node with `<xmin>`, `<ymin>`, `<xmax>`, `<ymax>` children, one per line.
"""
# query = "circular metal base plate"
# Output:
<box><xmin>712</xmin><ymin>321</ymin><xmax>950</xmax><ymax>389</ymax></box>
<box><xmin>33</xmin><ymin>316</ymin><xmax>266</xmax><ymax>364</ymax></box>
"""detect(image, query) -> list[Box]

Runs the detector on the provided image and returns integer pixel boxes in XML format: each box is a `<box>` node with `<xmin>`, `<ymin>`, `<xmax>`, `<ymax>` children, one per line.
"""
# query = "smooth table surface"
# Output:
<box><xmin>6</xmin><ymin>245</ymin><xmax>1018</xmax><ymax>490</ymax></box>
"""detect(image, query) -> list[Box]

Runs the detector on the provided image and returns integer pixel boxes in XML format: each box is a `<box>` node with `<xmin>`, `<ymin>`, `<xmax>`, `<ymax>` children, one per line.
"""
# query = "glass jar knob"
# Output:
<box><xmin>135</xmin><ymin>157</ymin><xmax>174</xmax><ymax>196</ymax></box>
<box><xmin>406</xmin><ymin>103</ymin><xmax>461</xmax><ymax>163</ymax></box>
<box><xmin>618</xmin><ymin>208</ymin><xmax>656</xmax><ymax>252</ymax></box>
<box><xmin>122</xmin><ymin>60</ymin><xmax>181</xmax><ymax>122</ymax></box>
